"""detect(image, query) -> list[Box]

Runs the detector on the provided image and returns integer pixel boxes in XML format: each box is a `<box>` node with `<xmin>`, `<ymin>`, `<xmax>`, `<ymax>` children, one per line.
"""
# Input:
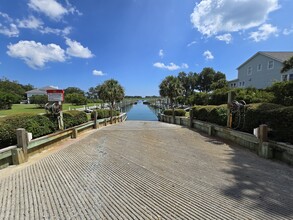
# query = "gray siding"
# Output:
<box><xmin>237</xmin><ymin>54</ymin><xmax>283</xmax><ymax>89</ymax></box>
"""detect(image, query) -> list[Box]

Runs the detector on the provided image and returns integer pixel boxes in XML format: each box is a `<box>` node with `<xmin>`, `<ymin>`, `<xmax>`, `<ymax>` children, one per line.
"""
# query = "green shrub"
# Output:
<box><xmin>192</xmin><ymin>105</ymin><xmax>227</xmax><ymax>126</ymax></box>
<box><xmin>267</xmin><ymin>106</ymin><xmax>293</xmax><ymax>143</ymax></box>
<box><xmin>0</xmin><ymin>113</ymin><xmax>56</xmax><ymax>149</ymax></box>
<box><xmin>91</xmin><ymin>109</ymin><xmax>120</xmax><ymax>119</ymax></box>
<box><xmin>163</xmin><ymin>109</ymin><xmax>186</xmax><ymax>116</ymax></box>
<box><xmin>241</xmin><ymin>103</ymin><xmax>282</xmax><ymax>133</ymax></box>
<box><xmin>267</xmin><ymin>81</ymin><xmax>293</xmax><ymax>106</ymax></box>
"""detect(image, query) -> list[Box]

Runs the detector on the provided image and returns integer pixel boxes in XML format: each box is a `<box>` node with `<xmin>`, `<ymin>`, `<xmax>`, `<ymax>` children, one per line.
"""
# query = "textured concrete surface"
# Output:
<box><xmin>0</xmin><ymin>121</ymin><xmax>293</xmax><ymax>219</ymax></box>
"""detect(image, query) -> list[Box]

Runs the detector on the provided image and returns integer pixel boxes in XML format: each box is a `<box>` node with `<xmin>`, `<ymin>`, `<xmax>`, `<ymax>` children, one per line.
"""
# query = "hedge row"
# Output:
<box><xmin>191</xmin><ymin>103</ymin><xmax>293</xmax><ymax>144</ymax></box>
<box><xmin>90</xmin><ymin>109</ymin><xmax>120</xmax><ymax>119</ymax></box>
<box><xmin>0</xmin><ymin>110</ymin><xmax>88</xmax><ymax>149</ymax></box>
<box><xmin>192</xmin><ymin>105</ymin><xmax>227</xmax><ymax>126</ymax></box>
<box><xmin>163</xmin><ymin>109</ymin><xmax>186</xmax><ymax>117</ymax></box>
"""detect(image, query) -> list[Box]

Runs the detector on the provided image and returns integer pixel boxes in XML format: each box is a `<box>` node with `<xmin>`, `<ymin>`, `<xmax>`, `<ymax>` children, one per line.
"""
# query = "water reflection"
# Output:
<box><xmin>122</xmin><ymin>101</ymin><xmax>160</xmax><ymax>121</ymax></box>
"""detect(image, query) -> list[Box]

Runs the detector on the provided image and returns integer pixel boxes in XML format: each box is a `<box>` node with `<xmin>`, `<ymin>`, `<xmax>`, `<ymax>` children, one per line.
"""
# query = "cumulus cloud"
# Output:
<box><xmin>7</xmin><ymin>40</ymin><xmax>66</xmax><ymax>69</ymax></box>
<box><xmin>190</xmin><ymin>0</ymin><xmax>279</xmax><ymax>36</ymax></box>
<box><xmin>203</xmin><ymin>50</ymin><xmax>214</xmax><ymax>60</ymax></box>
<box><xmin>28</xmin><ymin>0</ymin><xmax>80</xmax><ymax>20</ymax></box>
<box><xmin>65</xmin><ymin>38</ymin><xmax>94</xmax><ymax>58</ymax></box>
<box><xmin>283</xmin><ymin>28</ymin><xmax>293</xmax><ymax>35</ymax></box>
<box><xmin>153</xmin><ymin>62</ymin><xmax>188</xmax><ymax>71</ymax></box>
<box><xmin>159</xmin><ymin>49</ymin><xmax>164</xmax><ymax>58</ymax></box>
<box><xmin>93</xmin><ymin>70</ymin><xmax>105</xmax><ymax>76</ymax></box>
<box><xmin>0</xmin><ymin>12</ymin><xmax>19</xmax><ymax>37</ymax></box>
<box><xmin>0</xmin><ymin>23</ymin><xmax>19</xmax><ymax>37</ymax></box>
<box><xmin>181</xmin><ymin>63</ymin><xmax>189</xmax><ymax>69</ymax></box>
<box><xmin>17</xmin><ymin>16</ymin><xmax>43</xmax><ymax>29</ymax></box>
<box><xmin>249</xmin><ymin>23</ymin><xmax>278</xmax><ymax>42</ymax></box>
<box><xmin>215</xmin><ymin>33</ymin><xmax>232</xmax><ymax>44</ymax></box>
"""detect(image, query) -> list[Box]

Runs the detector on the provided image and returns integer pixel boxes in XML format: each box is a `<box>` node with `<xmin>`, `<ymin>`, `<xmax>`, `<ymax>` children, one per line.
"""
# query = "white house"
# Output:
<box><xmin>229</xmin><ymin>52</ymin><xmax>293</xmax><ymax>89</ymax></box>
<box><xmin>26</xmin><ymin>86</ymin><xmax>58</xmax><ymax>104</ymax></box>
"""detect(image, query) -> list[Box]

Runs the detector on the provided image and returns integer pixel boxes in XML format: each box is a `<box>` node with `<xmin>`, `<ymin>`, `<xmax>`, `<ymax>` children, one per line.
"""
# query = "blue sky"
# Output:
<box><xmin>0</xmin><ymin>0</ymin><xmax>292</xmax><ymax>96</ymax></box>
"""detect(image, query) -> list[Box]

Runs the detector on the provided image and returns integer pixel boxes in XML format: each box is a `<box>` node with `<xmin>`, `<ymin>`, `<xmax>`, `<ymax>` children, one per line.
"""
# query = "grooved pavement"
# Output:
<box><xmin>0</xmin><ymin>121</ymin><xmax>293</xmax><ymax>219</ymax></box>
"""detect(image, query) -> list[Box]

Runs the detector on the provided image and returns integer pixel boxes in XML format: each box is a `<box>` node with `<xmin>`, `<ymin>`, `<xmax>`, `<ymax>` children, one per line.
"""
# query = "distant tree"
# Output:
<box><xmin>177</xmin><ymin>71</ymin><xmax>198</xmax><ymax>104</ymax></box>
<box><xmin>64</xmin><ymin>87</ymin><xmax>84</xmax><ymax>95</ymax></box>
<box><xmin>98</xmin><ymin>79</ymin><xmax>125</xmax><ymax>123</ymax></box>
<box><xmin>29</xmin><ymin>95</ymin><xmax>48</xmax><ymax>108</ymax></box>
<box><xmin>0</xmin><ymin>78</ymin><xmax>26</xmax><ymax>102</ymax></box>
<box><xmin>211</xmin><ymin>78</ymin><xmax>228</xmax><ymax>90</ymax></box>
<box><xmin>196</xmin><ymin>67</ymin><xmax>216</xmax><ymax>92</ymax></box>
<box><xmin>0</xmin><ymin>91</ymin><xmax>18</xmax><ymax>109</ymax></box>
<box><xmin>159</xmin><ymin>75</ymin><xmax>183</xmax><ymax>123</ymax></box>
<box><xmin>21</xmin><ymin>84</ymin><xmax>35</xmax><ymax>92</ymax></box>
<box><xmin>66</xmin><ymin>93</ymin><xmax>87</xmax><ymax>105</ymax></box>
<box><xmin>86</xmin><ymin>86</ymin><xmax>100</xmax><ymax>101</ymax></box>
<box><xmin>281</xmin><ymin>56</ymin><xmax>293</xmax><ymax>73</ymax></box>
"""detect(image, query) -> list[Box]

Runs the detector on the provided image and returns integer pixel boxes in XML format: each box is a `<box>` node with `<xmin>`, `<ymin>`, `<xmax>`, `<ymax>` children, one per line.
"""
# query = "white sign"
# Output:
<box><xmin>48</xmin><ymin>93</ymin><xmax>63</xmax><ymax>102</ymax></box>
<box><xmin>47</xmin><ymin>90</ymin><xmax>64</xmax><ymax>102</ymax></box>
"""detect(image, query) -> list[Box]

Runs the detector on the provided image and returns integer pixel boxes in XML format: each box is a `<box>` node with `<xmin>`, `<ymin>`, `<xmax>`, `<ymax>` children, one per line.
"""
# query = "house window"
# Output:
<box><xmin>247</xmin><ymin>66</ymin><xmax>252</xmax><ymax>75</ymax></box>
<box><xmin>268</xmin><ymin>60</ymin><xmax>274</xmax><ymax>69</ymax></box>
<box><xmin>289</xmin><ymin>74</ymin><xmax>293</xmax><ymax>81</ymax></box>
<box><xmin>282</xmin><ymin>75</ymin><xmax>288</xmax><ymax>81</ymax></box>
<box><xmin>242</xmin><ymin>81</ymin><xmax>245</xmax><ymax>87</ymax></box>
<box><xmin>257</xmin><ymin>64</ymin><xmax>262</xmax><ymax>71</ymax></box>
<box><xmin>239</xmin><ymin>82</ymin><xmax>242</xmax><ymax>87</ymax></box>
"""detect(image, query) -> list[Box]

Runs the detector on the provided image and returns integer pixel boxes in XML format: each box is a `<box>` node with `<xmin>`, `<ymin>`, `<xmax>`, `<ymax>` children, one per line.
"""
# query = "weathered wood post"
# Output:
<box><xmin>227</xmin><ymin>91</ymin><xmax>235</xmax><ymax>128</ymax></box>
<box><xmin>189</xmin><ymin>108</ymin><xmax>194</xmax><ymax>128</ymax></box>
<box><xmin>258</xmin><ymin>124</ymin><xmax>272</xmax><ymax>159</ymax></box>
<box><xmin>72</xmin><ymin>128</ymin><xmax>78</xmax><ymax>139</ymax></box>
<box><xmin>12</xmin><ymin>128</ymin><xmax>28</xmax><ymax>164</ymax></box>
<box><xmin>93</xmin><ymin>111</ymin><xmax>98</xmax><ymax>129</ymax></box>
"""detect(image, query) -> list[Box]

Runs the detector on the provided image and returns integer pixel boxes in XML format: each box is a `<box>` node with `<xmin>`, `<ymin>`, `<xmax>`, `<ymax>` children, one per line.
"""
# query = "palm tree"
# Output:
<box><xmin>98</xmin><ymin>79</ymin><xmax>125</xmax><ymax>123</ymax></box>
<box><xmin>281</xmin><ymin>56</ymin><xmax>293</xmax><ymax>73</ymax></box>
<box><xmin>159</xmin><ymin>75</ymin><xmax>183</xmax><ymax>123</ymax></box>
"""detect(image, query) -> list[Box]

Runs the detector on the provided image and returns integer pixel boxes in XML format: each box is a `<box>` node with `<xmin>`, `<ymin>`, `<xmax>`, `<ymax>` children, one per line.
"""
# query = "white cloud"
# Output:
<box><xmin>159</xmin><ymin>49</ymin><xmax>164</xmax><ymax>58</ymax></box>
<box><xmin>249</xmin><ymin>23</ymin><xmax>278</xmax><ymax>42</ymax></box>
<box><xmin>187</xmin><ymin>41</ymin><xmax>197</xmax><ymax>47</ymax></box>
<box><xmin>40</xmin><ymin>26</ymin><xmax>71</xmax><ymax>36</ymax></box>
<box><xmin>0</xmin><ymin>12</ymin><xmax>19</xmax><ymax>37</ymax></box>
<box><xmin>17</xmin><ymin>16</ymin><xmax>43</xmax><ymax>29</ymax></box>
<box><xmin>153</xmin><ymin>62</ymin><xmax>180</xmax><ymax>71</ymax></box>
<box><xmin>0</xmin><ymin>23</ymin><xmax>19</xmax><ymax>37</ymax></box>
<box><xmin>93</xmin><ymin>70</ymin><xmax>105</xmax><ymax>76</ymax></box>
<box><xmin>153</xmin><ymin>62</ymin><xmax>189</xmax><ymax>71</ymax></box>
<box><xmin>190</xmin><ymin>0</ymin><xmax>279</xmax><ymax>36</ymax></box>
<box><xmin>215</xmin><ymin>33</ymin><xmax>232</xmax><ymax>44</ymax></box>
<box><xmin>203</xmin><ymin>50</ymin><xmax>214</xmax><ymax>60</ymax></box>
<box><xmin>181</xmin><ymin>63</ymin><xmax>189</xmax><ymax>69</ymax></box>
<box><xmin>28</xmin><ymin>0</ymin><xmax>80</xmax><ymax>20</ymax></box>
<box><xmin>7</xmin><ymin>40</ymin><xmax>66</xmax><ymax>69</ymax></box>
<box><xmin>65</xmin><ymin>38</ymin><xmax>94</xmax><ymax>58</ymax></box>
<box><xmin>283</xmin><ymin>28</ymin><xmax>293</xmax><ymax>35</ymax></box>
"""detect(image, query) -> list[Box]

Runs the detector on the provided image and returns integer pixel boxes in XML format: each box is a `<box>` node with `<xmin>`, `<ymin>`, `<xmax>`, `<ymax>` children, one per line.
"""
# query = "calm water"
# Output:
<box><xmin>123</xmin><ymin>101</ymin><xmax>159</xmax><ymax>121</ymax></box>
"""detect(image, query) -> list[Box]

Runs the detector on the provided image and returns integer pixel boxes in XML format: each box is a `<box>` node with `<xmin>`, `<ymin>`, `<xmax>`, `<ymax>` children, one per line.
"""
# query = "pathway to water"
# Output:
<box><xmin>123</xmin><ymin>101</ymin><xmax>159</xmax><ymax>121</ymax></box>
<box><xmin>1</xmin><ymin>121</ymin><xmax>293</xmax><ymax>219</ymax></box>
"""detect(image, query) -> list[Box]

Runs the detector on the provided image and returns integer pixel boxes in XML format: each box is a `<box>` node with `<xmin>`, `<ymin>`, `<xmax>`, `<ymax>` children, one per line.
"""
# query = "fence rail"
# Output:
<box><xmin>159</xmin><ymin>113</ymin><xmax>293</xmax><ymax>166</ymax></box>
<box><xmin>0</xmin><ymin>113</ymin><xmax>127</xmax><ymax>170</ymax></box>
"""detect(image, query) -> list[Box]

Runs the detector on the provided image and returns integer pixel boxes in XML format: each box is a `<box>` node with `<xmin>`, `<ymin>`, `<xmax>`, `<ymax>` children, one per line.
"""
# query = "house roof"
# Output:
<box><xmin>25</xmin><ymin>89</ymin><xmax>47</xmax><ymax>95</ymax></box>
<box><xmin>237</xmin><ymin>51</ymin><xmax>293</xmax><ymax>69</ymax></box>
<box><xmin>40</xmin><ymin>86</ymin><xmax>58</xmax><ymax>91</ymax></box>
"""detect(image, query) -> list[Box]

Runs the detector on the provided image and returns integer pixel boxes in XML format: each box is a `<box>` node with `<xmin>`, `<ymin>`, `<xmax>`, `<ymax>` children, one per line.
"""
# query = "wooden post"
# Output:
<box><xmin>258</xmin><ymin>124</ymin><xmax>272</xmax><ymax>159</ymax></box>
<box><xmin>72</xmin><ymin>128</ymin><xmax>78</xmax><ymax>139</ymax></box>
<box><xmin>12</xmin><ymin>128</ymin><xmax>29</xmax><ymax>164</ymax></box>
<box><xmin>227</xmin><ymin>91</ymin><xmax>235</xmax><ymax>128</ymax></box>
<box><xmin>189</xmin><ymin>109</ymin><xmax>194</xmax><ymax>128</ymax></box>
<box><xmin>93</xmin><ymin>111</ymin><xmax>98</xmax><ymax>129</ymax></box>
<box><xmin>259</xmin><ymin>124</ymin><xmax>268</xmax><ymax>142</ymax></box>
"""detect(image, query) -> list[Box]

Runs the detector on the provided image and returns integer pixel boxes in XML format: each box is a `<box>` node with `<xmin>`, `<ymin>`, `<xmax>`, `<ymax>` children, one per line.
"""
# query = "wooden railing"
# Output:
<box><xmin>0</xmin><ymin>113</ymin><xmax>127</xmax><ymax>169</ymax></box>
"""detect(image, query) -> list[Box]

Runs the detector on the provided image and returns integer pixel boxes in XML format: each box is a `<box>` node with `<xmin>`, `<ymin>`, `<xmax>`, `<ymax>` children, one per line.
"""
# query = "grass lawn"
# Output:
<box><xmin>0</xmin><ymin>103</ymin><xmax>98</xmax><ymax>117</ymax></box>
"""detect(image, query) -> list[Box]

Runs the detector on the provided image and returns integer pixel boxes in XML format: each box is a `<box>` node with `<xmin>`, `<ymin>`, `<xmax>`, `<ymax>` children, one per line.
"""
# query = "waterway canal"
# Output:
<box><xmin>122</xmin><ymin>101</ymin><xmax>160</xmax><ymax>121</ymax></box>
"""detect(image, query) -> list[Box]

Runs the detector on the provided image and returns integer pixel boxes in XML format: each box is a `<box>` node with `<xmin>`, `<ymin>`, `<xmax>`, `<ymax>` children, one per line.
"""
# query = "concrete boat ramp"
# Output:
<box><xmin>0</xmin><ymin>121</ymin><xmax>293</xmax><ymax>219</ymax></box>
